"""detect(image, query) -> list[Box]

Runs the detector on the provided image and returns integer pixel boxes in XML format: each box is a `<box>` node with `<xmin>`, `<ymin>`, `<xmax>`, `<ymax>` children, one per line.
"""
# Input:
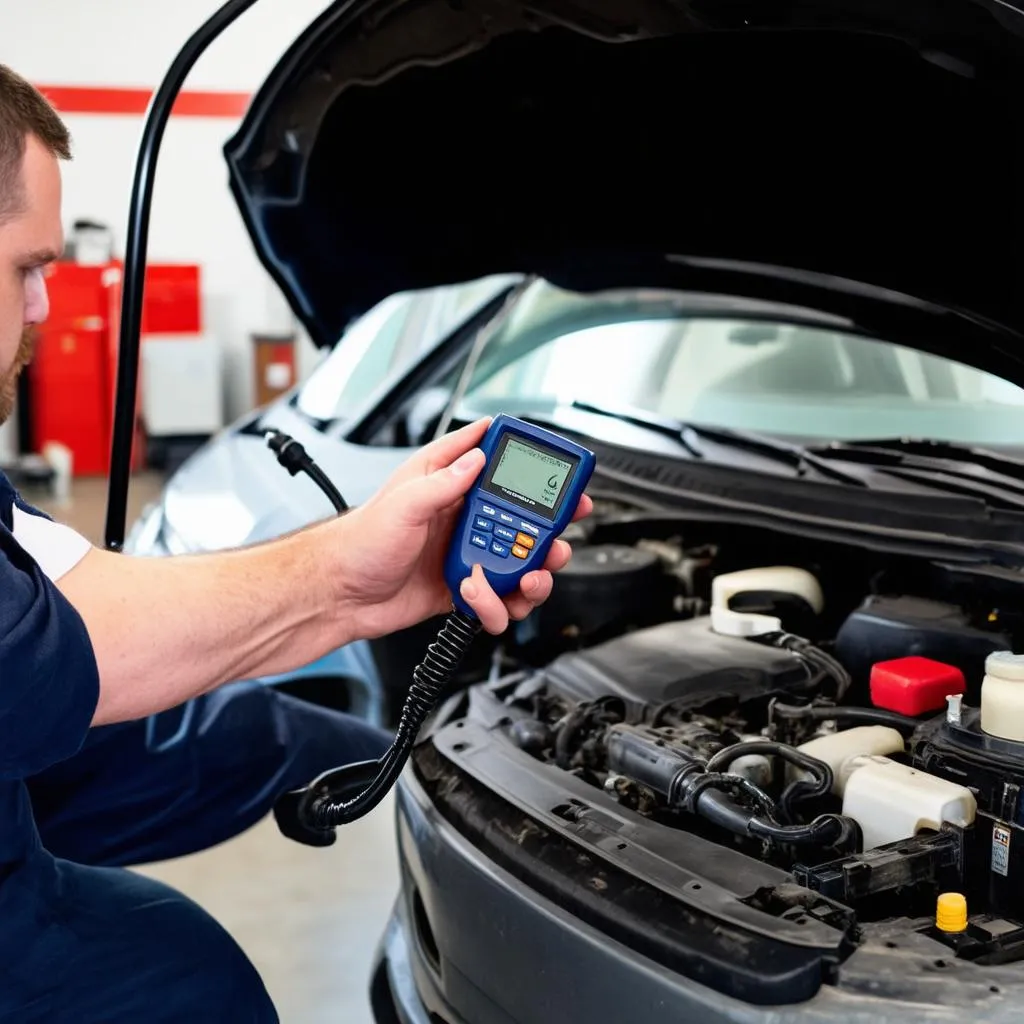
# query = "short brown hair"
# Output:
<box><xmin>0</xmin><ymin>65</ymin><xmax>71</xmax><ymax>224</ymax></box>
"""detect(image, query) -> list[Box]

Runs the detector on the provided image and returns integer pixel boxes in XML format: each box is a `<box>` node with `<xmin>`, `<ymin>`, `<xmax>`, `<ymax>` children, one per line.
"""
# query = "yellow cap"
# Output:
<box><xmin>936</xmin><ymin>892</ymin><xmax>968</xmax><ymax>933</ymax></box>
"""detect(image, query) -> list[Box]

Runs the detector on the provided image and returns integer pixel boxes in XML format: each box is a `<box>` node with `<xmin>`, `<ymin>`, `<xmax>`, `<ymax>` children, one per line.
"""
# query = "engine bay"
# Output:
<box><xmin>416</xmin><ymin>506</ymin><xmax>1024</xmax><ymax>977</ymax></box>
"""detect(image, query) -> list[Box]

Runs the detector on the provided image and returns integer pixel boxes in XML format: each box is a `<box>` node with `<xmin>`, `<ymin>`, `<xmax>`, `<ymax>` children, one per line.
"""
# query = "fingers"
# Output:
<box><xmin>503</xmin><ymin>570</ymin><xmax>553</xmax><ymax>621</ymax></box>
<box><xmin>420</xmin><ymin>417</ymin><xmax>492</xmax><ymax>473</ymax></box>
<box><xmin>377</xmin><ymin>418</ymin><xmax>492</xmax><ymax>494</ymax></box>
<box><xmin>458</xmin><ymin>564</ymin><xmax>559</xmax><ymax>634</ymax></box>
<box><xmin>398</xmin><ymin>447</ymin><xmax>486</xmax><ymax>525</ymax></box>
<box><xmin>459</xmin><ymin>563</ymin><xmax>509</xmax><ymax>634</ymax></box>
<box><xmin>572</xmin><ymin>494</ymin><xmax>594</xmax><ymax>522</ymax></box>
<box><xmin>542</xmin><ymin>539</ymin><xmax>573</xmax><ymax>574</ymax></box>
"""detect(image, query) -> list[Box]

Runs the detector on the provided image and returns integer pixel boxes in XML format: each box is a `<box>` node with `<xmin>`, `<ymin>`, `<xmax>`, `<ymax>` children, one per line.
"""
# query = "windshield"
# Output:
<box><xmin>296</xmin><ymin>274</ymin><xmax>519</xmax><ymax>422</ymax></box>
<box><xmin>453</xmin><ymin>281</ymin><xmax>1024</xmax><ymax>447</ymax></box>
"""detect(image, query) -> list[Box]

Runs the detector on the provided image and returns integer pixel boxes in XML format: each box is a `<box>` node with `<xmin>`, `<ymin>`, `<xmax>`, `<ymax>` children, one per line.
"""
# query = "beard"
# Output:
<box><xmin>0</xmin><ymin>327</ymin><xmax>36</xmax><ymax>427</ymax></box>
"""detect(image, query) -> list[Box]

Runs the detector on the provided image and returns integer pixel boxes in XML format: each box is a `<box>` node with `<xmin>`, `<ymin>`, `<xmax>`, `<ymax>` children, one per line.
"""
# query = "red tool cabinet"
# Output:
<box><xmin>28</xmin><ymin>261</ymin><xmax>201</xmax><ymax>476</ymax></box>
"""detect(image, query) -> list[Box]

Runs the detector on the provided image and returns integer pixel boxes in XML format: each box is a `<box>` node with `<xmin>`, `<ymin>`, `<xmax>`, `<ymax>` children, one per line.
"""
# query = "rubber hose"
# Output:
<box><xmin>706</xmin><ymin>740</ymin><xmax>834</xmax><ymax>800</ymax></box>
<box><xmin>691</xmin><ymin>788</ymin><xmax>846</xmax><ymax>846</ymax></box>
<box><xmin>772</xmin><ymin>702</ymin><xmax>919</xmax><ymax>732</ymax></box>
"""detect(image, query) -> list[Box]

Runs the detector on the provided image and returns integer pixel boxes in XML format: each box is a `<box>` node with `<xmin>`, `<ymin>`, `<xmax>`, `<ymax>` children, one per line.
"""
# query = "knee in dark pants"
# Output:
<box><xmin>0</xmin><ymin>860</ymin><xmax>279</xmax><ymax>1024</ymax></box>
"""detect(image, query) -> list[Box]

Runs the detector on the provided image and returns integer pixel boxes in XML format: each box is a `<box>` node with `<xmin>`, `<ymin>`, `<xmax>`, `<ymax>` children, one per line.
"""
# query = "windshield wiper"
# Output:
<box><xmin>569</xmin><ymin>399</ymin><xmax>705</xmax><ymax>456</ymax></box>
<box><xmin>803</xmin><ymin>437</ymin><xmax>1024</xmax><ymax>507</ymax></box>
<box><xmin>807</xmin><ymin>437</ymin><xmax>1024</xmax><ymax>478</ymax></box>
<box><xmin>569</xmin><ymin>400</ymin><xmax>870</xmax><ymax>487</ymax></box>
<box><xmin>566</xmin><ymin>401</ymin><xmax>1024</xmax><ymax>507</ymax></box>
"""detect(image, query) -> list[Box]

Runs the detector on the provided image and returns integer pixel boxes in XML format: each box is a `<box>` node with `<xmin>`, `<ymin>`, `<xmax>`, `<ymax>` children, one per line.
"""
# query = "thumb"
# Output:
<box><xmin>399</xmin><ymin>447</ymin><xmax>485</xmax><ymax>525</ymax></box>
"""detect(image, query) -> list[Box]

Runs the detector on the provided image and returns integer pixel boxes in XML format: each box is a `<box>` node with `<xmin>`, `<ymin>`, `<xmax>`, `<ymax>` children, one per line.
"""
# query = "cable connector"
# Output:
<box><xmin>263</xmin><ymin>429</ymin><xmax>348</xmax><ymax>513</ymax></box>
<box><xmin>265</xmin><ymin>429</ymin><xmax>308</xmax><ymax>477</ymax></box>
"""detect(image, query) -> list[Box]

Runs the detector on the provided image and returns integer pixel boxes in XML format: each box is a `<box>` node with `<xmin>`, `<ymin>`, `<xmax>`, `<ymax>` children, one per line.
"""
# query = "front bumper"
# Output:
<box><xmin>371</xmin><ymin>761</ymin><xmax>1020</xmax><ymax>1024</ymax></box>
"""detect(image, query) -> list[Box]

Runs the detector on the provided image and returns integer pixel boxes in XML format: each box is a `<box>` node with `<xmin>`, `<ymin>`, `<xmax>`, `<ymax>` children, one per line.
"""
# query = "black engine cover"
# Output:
<box><xmin>541</xmin><ymin>616</ymin><xmax>810</xmax><ymax>708</ymax></box>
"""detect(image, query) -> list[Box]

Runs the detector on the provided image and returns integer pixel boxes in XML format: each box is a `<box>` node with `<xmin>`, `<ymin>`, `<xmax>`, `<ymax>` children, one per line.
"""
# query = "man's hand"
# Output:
<box><xmin>333</xmin><ymin>417</ymin><xmax>593</xmax><ymax>637</ymax></box>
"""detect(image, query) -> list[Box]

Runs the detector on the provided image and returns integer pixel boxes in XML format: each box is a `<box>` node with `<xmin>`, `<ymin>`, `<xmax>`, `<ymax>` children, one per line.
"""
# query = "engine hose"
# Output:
<box><xmin>747</xmin><ymin>812</ymin><xmax>849</xmax><ymax>845</ymax></box>
<box><xmin>682</xmin><ymin>772</ymin><xmax>778</xmax><ymax>821</ymax></box>
<box><xmin>809</xmin><ymin>648</ymin><xmax>852</xmax><ymax>701</ymax></box>
<box><xmin>686</xmin><ymin>783</ymin><xmax>849</xmax><ymax>847</ymax></box>
<box><xmin>771</xmin><ymin>701</ymin><xmax>919</xmax><ymax>733</ymax></box>
<box><xmin>705</xmin><ymin>739</ymin><xmax>834</xmax><ymax>823</ymax></box>
<box><xmin>555</xmin><ymin>705</ymin><xmax>591</xmax><ymax>769</ymax></box>
<box><xmin>751</xmin><ymin>630</ymin><xmax>851</xmax><ymax>700</ymax></box>
<box><xmin>705</xmin><ymin>740</ymin><xmax>834</xmax><ymax>796</ymax></box>
<box><xmin>307</xmin><ymin>609</ymin><xmax>482</xmax><ymax>829</ymax></box>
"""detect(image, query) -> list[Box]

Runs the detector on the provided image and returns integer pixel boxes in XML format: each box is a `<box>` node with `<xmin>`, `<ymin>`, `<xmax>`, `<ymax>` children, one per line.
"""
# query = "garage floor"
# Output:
<box><xmin>28</xmin><ymin>474</ymin><xmax>400</xmax><ymax>1024</ymax></box>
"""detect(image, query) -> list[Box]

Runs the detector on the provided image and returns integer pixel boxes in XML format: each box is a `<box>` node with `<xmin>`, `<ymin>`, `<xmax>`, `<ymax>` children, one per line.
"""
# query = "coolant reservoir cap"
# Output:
<box><xmin>936</xmin><ymin>892</ymin><xmax>968</xmax><ymax>933</ymax></box>
<box><xmin>985</xmin><ymin>651</ymin><xmax>1024</xmax><ymax>682</ymax></box>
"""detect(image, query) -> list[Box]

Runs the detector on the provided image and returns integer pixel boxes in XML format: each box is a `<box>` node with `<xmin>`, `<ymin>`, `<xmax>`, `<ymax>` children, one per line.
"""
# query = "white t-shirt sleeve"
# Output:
<box><xmin>11</xmin><ymin>504</ymin><xmax>93</xmax><ymax>582</ymax></box>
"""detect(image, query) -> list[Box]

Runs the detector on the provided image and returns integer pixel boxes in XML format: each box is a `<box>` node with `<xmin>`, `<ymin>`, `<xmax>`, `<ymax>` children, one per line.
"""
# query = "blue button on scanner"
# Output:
<box><xmin>494</xmin><ymin>525</ymin><xmax>516</xmax><ymax>542</ymax></box>
<box><xmin>481</xmin><ymin>504</ymin><xmax>497</xmax><ymax>517</ymax></box>
<box><xmin>498</xmin><ymin>511</ymin><xmax>516</xmax><ymax>525</ymax></box>
<box><xmin>474</xmin><ymin>517</ymin><xmax>493</xmax><ymax>532</ymax></box>
<box><xmin>470</xmin><ymin>533</ymin><xmax>489</xmax><ymax>549</ymax></box>
<box><xmin>490</xmin><ymin>541</ymin><xmax>509</xmax><ymax>557</ymax></box>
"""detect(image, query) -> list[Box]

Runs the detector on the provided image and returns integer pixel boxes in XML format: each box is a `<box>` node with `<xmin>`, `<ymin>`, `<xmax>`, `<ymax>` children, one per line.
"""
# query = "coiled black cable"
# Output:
<box><xmin>307</xmin><ymin>609</ymin><xmax>482</xmax><ymax>828</ymax></box>
<box><xmin>262</xmin><ymin>430</ymin><xmax>485</xmax><ymax>843</ymax></box>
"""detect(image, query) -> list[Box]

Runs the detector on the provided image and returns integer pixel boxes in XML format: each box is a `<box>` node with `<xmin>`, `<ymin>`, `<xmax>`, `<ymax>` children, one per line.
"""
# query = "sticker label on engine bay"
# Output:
<box><xmin>992</xmin><ymin>824</ymin><xmax>1011</xmax><ymax>877</ymax></box>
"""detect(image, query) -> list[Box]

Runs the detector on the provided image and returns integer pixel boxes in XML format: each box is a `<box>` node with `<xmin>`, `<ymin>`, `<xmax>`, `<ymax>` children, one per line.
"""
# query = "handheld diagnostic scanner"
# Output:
<box><xmin>444</xmin><ymin>415</ymin><xmax>596</xmax><ymax>616</ymax></box>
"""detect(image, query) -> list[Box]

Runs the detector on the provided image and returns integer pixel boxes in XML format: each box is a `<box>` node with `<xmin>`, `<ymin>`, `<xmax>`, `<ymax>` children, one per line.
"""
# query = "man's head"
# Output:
<box><xmin>0</xmin><ymin>66</ymin><xmax>70</xmax><ymax>424</ymax></box>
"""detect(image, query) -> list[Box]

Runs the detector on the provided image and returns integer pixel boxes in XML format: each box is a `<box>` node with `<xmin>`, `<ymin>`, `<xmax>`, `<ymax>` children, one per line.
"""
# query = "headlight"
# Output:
<box><xmin>162</xmin><ymin>490</ymin><xmax>257</xmax><ymax>552</ymax></box>
<box><xmin>124</xmin><ymin>502</ymin><xmax>170</xmax><ymax>556</ymax></box>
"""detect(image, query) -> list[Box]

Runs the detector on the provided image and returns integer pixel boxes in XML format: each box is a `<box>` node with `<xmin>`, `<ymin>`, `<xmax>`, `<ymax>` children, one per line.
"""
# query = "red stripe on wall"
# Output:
<box><xmin>37</xmin><ymin>85</ymin><xmax>251</xmax><ymax>119</ymax></box>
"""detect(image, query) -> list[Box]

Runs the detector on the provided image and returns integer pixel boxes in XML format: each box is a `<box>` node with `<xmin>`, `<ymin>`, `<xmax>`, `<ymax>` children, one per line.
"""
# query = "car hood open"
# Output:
<box><xmin>224</xmin><ymin>0</ymin><xmax>1024</xmax><ymax>383</ymax></box>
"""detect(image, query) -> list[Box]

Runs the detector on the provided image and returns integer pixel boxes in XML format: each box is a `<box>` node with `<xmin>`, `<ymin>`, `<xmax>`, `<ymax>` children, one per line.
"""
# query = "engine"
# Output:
<box><xmin>481</xmin><ymin>522</ymin><xmax>1024</xmax><ymax>963</ymax></box>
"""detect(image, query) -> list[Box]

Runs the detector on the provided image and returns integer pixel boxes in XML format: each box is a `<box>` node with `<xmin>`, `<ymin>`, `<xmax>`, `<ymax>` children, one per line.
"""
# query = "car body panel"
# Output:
<box><xmin>224</xmin><ymin>0</ymin><xmax>1024</xmax><ymax>389</ymax></box>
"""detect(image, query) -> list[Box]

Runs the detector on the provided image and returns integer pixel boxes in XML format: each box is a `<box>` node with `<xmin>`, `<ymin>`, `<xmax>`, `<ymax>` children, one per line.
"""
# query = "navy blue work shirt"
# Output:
<box><xmin>0</xmin><ymin>471</ymin><xmax>100</xmax><ymax>946</ymax></box>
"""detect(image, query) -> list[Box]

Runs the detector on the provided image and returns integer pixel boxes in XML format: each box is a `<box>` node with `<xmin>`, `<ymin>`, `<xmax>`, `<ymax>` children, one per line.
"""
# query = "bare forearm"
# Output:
<box><xmin>56</xmin><ymin>520</ymin><xmax>355</xmax><ymax>725</ymax></box>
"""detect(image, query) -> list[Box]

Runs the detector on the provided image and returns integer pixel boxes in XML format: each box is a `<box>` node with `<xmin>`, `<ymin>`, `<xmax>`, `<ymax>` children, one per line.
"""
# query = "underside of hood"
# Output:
<box><xmin>224</xmin><ymin>0</ymin><xmax>1024</xmax><ymax>384</ymax></box>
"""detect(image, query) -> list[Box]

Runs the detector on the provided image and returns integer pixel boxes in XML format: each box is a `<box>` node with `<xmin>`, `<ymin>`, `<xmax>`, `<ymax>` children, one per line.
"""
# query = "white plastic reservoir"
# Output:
<box><xmin>794</xmin><ymin>726</ymin><xmax>905</xmax><ymax>796</ymax></box>
<box><xmin>710</xmin><ymin>566</ymin><xmax>823</xmax><ymax>638</ymax></box>
<box><xmin>980</xmin><ymin>651</ymin><xmax>1024</xmax><ymax>742</ymax></box>
<box><xmin>842</xmin><ymin>756</ymin><xmax>977</xmax><ymax>851</ymax></box>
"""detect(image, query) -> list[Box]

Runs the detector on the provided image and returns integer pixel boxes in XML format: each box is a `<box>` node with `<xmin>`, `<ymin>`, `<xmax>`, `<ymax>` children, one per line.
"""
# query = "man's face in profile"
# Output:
<box><xmin>0</xmin><ymin>132</ymin><xmax>63</xmax><ymax>426</ymax></box>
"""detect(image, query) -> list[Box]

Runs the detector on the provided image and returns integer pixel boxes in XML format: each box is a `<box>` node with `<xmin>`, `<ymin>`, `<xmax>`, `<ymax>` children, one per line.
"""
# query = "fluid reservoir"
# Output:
<box><xmin>842</xmin><ymin>755</ymin><xmax>977</xmax><ymax>850</ymax></box>
<box><xmin>792</xmin><ymin>725</ymin><xmax>905</xmax><ymax>796</ymax></box>
<box><xmin>710</xmin><ymin>566</ymin><xmax>823</xmax><ymax>638</ymax></box>
<box><xmin>980</xmin><ymin>651</ymin><xmax>1024</xmax><ymax>742</ymax></box>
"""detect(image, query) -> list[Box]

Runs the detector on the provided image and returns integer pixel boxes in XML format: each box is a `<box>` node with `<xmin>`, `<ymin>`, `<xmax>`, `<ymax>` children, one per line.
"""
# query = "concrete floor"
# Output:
<box><xmin>28</xmin><ymin>473</ymin><xmax>400</xmax><ymax>1024</ymax></box>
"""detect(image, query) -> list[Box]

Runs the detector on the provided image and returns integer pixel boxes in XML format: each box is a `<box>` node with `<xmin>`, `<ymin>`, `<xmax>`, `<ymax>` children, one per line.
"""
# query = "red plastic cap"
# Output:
<box><xmin>870</xmin><ymin>656</ymin><xmax>966</xmax><ymax>716</ymax></box>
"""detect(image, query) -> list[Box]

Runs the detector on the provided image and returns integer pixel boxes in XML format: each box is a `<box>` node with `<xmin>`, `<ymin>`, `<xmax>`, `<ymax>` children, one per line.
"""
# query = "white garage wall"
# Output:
<box><xmin>0</xmin><ymin>0</ymin><xmax>336</xmax><ymax>460</ymax></box>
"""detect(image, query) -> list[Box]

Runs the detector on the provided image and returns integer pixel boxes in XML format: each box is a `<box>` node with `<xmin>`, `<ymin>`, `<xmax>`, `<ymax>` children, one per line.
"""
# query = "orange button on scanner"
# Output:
<box><xmin>511</xmin><ymin>544</ymin><xmax>529</xmax><ymax>559</ymax></box>
<box><xmin>515</xmin><ymin>532</ymin><xmax>536</xmax><ymax>550</ymax></box>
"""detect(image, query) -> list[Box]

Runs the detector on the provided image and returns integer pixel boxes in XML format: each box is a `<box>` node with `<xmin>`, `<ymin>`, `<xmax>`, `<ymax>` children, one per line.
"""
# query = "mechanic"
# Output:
<box><xmin>0</xmin><ymin>65</ymin><xmax>591</xmax><ymax>1022</ymax></box>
